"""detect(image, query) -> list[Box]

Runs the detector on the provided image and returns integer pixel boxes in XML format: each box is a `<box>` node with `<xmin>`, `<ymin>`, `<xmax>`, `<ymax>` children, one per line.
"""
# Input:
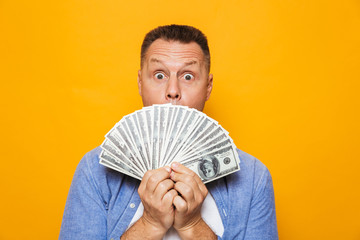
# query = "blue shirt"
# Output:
<box><xmin>59</xmin><ymin>147</ymin><xmax>278</xmax><ymax>240</ymax></box>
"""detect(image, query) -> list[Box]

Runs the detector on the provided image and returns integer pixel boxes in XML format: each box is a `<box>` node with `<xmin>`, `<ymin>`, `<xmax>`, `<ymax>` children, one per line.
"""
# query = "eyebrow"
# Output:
<box><xmin>184</xmin><ymin>60</ymin><xmax>198</xmax><ymax>66</ymax></box>
<box><xmin>149</xmin><ymin>58</ymin><xmax>163</xmax><ymax>64</ymax></box>
<box><xmin>149</xmin><ymin>58</ymin><xmax>198</xmax><ymax>67</ymax></box>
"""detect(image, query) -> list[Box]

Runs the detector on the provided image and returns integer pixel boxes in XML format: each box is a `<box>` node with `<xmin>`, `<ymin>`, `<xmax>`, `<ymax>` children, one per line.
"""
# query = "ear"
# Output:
<box><xmin>206</xmin><ymin>73</ymin><xmax>213</xmax><ymax>101</ymax></box>
<box><xmin>137</xmin><ymin>70</ymin><xmax>142</xmax><ymax>96</ymax></box>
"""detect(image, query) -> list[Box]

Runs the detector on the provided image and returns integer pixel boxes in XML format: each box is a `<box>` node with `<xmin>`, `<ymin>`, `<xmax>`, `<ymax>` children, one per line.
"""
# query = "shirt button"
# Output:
<box><xmin>130</xmin><ymin>203</ymin><xmax>135</xmax><ymax>208</ymax></box>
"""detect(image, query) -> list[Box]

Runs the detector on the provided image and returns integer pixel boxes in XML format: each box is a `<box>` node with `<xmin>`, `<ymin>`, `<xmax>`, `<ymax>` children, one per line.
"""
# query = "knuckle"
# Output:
<box><xmin>148</xmin><ymin>175</ymin><xmax>157</xmax><ymax>185</ymax></box>
<box><xmin>177</xmin><ymin>202</ymin><xmax>187</xmax><ymax>212</ymax></box>
<box><xmin>196</xmin><ymin>193</ymin><xmax>205</xmax><ymax>203</ymax></box>
<box><xmin>183</xmin><ymin>186</ymin><xmax>192</xmax><ymax>196</ymax></box>
<box><xmin>159</xmin><ymin>179</ymin><xmax>173</xmax><ymax>191</ymax></box>
<box><xmin>158</xmin><ymin>181</ymin><xmax>166</xmax><ymax>190</ymax></box>
<box><xmin>143</xmin><ymin>170</ymin><xmax>152</xmax><ymax>178</ymax></box>
<box><xmin>138</xmin><ymin>186</ymin><xmax>146</xmax><ymax>197</ymax></box>
<box><xmin>204</xmin><ymin>189</ymin><xmax>208</xmax><ymax>196</ymax></box>
<box><xmin>183</xmin><ymin>175</ymin><xmax>193</xmax><ymax>183</ymax></box>
<box><xmin>137</xmin><ymin>188</ymin><xmax>143</xmax><ymax>196</ymax></box>
<box><xmin>141</xmin><ymin>194</ymin><xmax>149</xmax><ymax>203</ymax></box>
<box><xmin>202</xmin><ymin>187</ymin><xmax>208</xmax><ymax>196</ymax></box>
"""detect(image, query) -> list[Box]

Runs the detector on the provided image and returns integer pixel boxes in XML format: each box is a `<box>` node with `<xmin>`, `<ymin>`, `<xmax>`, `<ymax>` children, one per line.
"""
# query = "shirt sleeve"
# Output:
<box><xmin>244</xmin><ymin>167</ymin><xmax>278</xmax><ymax>240</ymax></box>
<box><xmin>59</xmin><ymin>153</ymin><xmax>108</xmax><ymax>240</ymax></box>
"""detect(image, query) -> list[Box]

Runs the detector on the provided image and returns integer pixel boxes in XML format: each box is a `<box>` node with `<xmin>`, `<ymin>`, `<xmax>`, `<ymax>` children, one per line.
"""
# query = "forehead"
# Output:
<box><xmin>144</xmin><ymin>39</ymin><xmax>205</xmax><ymax>66</ymax></box>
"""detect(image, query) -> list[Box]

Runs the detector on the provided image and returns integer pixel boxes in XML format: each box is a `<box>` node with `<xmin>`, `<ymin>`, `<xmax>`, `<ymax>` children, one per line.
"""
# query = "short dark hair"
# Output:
<box><xmin>141</xmin><ymin>24</ymin><xmax>210</xmax><ymax>71</ymax></box>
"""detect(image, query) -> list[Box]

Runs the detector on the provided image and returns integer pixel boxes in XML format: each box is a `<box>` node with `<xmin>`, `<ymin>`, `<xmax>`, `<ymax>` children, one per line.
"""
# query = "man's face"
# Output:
<box><xmin>137</xmin><ymin>39</ymin><xmax>213</xmax><ymax>111</ymax></box>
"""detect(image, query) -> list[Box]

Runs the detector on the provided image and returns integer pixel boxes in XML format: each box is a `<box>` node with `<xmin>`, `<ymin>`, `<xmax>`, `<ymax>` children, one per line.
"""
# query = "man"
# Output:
<box><xmin>60</xmin><ymin>24</ymin><xmax>278</xmax><ymax>240</ymax></box>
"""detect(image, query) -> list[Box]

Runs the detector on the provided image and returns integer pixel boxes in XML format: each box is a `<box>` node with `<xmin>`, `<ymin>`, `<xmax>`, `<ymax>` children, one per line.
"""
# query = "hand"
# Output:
<box><xmin>170</xmin><ymin>162</ymin><xmax>208</xmax><ymax>232</ymax></box>
<box><xmin>137</xmin><ymin>166</ymin><xmax>178</xmax><ymax>236</ymax></box>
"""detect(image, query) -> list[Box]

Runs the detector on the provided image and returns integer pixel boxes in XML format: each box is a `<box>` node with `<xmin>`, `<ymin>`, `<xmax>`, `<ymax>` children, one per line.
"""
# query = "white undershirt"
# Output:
<box><xmin>128</xmin><ymin>193</ymin><xmax>224</xmax><ymax>239</ymax></box>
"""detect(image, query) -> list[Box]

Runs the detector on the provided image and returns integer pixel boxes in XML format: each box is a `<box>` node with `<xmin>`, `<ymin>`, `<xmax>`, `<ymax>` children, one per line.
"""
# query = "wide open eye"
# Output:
<box><xmin>184</xmin><ymin>73</ymin><xmax>194</xmax><ymax>81</ymax></box>
<box><xmin>155</xmin><ymin>73</ymin><xmax>165</xmax><ymax>80</ymax></box>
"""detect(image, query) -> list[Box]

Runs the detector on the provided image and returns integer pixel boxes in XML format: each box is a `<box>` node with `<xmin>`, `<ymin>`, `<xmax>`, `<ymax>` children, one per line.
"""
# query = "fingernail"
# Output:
<box><xmin>171</xmin><ymin>162</ymin><xmax>179</xmax><ymax>168</ymax></box>
<box><xmin>164</xmin><ymin>166</ymin><xmax>171</xmax><ymax>173</ymax></box>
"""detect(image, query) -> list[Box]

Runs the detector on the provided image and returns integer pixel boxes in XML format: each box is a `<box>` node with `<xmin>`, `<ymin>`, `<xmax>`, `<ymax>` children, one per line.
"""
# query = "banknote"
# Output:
<box><xmin>99</xmin><ymin>149</ymin><xmax>142</xmax><ymax>180</ymax></box>
<box><xmin>99</xmin><ymin>104</ymin><xmax>240</xmax><ymax>183</ymax></box>
<box><xmin>182</xmin><ymin>145</ymin><xmax>240</xmax><ymax>183</ymax></box>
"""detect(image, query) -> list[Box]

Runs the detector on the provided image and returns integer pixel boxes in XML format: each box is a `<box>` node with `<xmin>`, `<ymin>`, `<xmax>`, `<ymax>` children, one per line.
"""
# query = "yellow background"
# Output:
<box><xmin>1</xmin><ymin>0</ymin><xmax>359</xmax><ymax>239</ymax></box>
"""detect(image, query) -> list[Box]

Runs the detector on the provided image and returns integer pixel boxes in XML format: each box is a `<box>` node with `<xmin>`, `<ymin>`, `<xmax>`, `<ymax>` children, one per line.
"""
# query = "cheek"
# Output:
<box><xmin>141</xmin><ymin>83</ymin><xmax>166</xmax><ymax>105</ymax></box>
<box><xmin>182</xmin><ymin>85</ymin><xmax>208</xmax><ymax>106</ymax></box>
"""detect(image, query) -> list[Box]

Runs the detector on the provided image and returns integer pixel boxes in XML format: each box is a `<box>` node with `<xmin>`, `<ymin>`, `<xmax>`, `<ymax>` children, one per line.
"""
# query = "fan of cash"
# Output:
<box><xmin>99</xmin><ymin>104</ymin><xmax>240</xmax><ymax>183</ymax></box>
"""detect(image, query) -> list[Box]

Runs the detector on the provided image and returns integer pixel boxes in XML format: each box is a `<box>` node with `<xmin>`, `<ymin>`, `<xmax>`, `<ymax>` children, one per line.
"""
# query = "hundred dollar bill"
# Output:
<box><xmin>100</xmin><ymin>104</ymin><xmax>241</xmax><ymax>183</ymax></box>
<box><xmin>181</xmin><ymin>145</ymin><xmax>240</xmax><ymax>183</ymax></box>
<box><xmin>152</xmin><ymin>105</ymin><xmax>160</xmax><ymax>169</ymax></box>
<box><xmin>184</xmin><ymin>138</ymin><xmax>227</xmax><ymax>162</ymax></box>
<box><xmin>161</xmin><ymin>106</ymin><xmax>181</xmax><ymax>166</ymax></box>
<box><xmin>165</xmin><ymin>109</ymin><xmax>201</xmax><ymax>164</ymax></box>
<box><xmin>158</xmin><ymin>104</ymin><xmax>170</xmax><ymax>167</ymax></box>
<box><xmin>159</xmin><ymin>105</ymin><xmax>175</xmax><ymax>165</ymax></box>
<box><xmin>176</xmin><ymin>121</ymin><xmax>222</xmax><ymax>157</ymax></box>
<box><xmin>171</xmin><ymin>113</ymin><xmax>212</xmax><ymax>158</ymax></box>
<box><xmin>180</xmin><ymin>129</ymin><xmax>229</xmax><ymax>160</ymax></box>
<box><xmin>99</xmin><ymin>149</ymin><xmax>142</xmax><ymax>180</ymax></box>
<box><xmin>179</xmin><ymin>138</ymin><xmax>233</xmax><ymax>163</ymax></box>
<box><xmin>135</xmin><ymin>110</ymin><xmax>151</xmax><ymax>169</ymax></box>
<box><xmin>188</xmin><ymin>124</ymin><xmax>226</xmax><ymax>149</ymax></box>
<box><xmin>115</xmin><ymin>122</ymin><xmax>147</xmax><ymax>172</ymax></box>
<box><xmin>101</xmin><ymin>138</ymin><xmax>144</xmax><ymax>175</ymax></box>
<box><xmin>124</xmin><ymin>114</ymin><xmax>150</xmax><ymax>170</ymax></box>
<box><xmin>143</xmin><ymin>106</ymin><xmax>154</xmax><ymax>167</ymax></box>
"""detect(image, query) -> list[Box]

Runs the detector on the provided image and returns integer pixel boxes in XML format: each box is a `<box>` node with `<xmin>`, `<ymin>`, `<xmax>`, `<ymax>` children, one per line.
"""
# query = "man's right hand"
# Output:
<box><xmin>137</xmin><ymin>166</ymin><xmax>178</xmax><ymax>238</ymax></box>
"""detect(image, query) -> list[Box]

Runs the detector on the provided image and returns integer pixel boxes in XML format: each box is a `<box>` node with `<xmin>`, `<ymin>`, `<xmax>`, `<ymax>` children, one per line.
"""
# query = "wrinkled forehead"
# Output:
<box><xmin>143</xmin><ymin>39</ymin><xmax>207</xmax><ymax>69</ymax></box>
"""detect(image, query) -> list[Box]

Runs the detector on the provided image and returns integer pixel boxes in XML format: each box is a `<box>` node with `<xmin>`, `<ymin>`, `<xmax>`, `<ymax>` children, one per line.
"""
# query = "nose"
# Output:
<box><xmin>165</xmin><ymin>76</ymin><xmax>181</xmax><ymax>103</ymax></box>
